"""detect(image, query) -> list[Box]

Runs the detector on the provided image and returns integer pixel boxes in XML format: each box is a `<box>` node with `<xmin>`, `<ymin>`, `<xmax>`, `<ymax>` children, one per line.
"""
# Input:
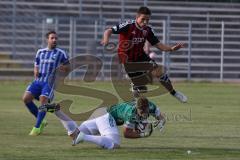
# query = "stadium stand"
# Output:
<box><xmin>0</xmin><ymin>0</ymin><xmax>240</xmax><ymax>81</ymax></box>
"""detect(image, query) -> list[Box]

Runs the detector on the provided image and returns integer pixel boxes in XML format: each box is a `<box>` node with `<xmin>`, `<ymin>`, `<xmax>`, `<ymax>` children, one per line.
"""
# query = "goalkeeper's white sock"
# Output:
<box><xmin>55</xmin><ymin>110</ymin><xmax>78</xmax><ymax>135</ymax></box>
<box><xmin>83</xmin><ymin>135</ymin><xmax>114</xmax><ymax>149</ymax></box>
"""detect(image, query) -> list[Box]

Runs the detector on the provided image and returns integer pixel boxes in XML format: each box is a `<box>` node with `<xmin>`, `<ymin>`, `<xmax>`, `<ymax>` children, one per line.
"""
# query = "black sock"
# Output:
<box><xmin>170</xmin><ymin>90</ymin><xmax>176</xmax><ymax>95</ymax></box>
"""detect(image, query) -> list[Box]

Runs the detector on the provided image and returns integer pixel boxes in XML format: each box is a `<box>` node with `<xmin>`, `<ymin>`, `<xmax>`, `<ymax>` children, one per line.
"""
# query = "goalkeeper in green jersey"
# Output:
<box><xmin>41</xmin><ymin>96</ymin><xmax>165</xmax><ymax>149</ymax></box>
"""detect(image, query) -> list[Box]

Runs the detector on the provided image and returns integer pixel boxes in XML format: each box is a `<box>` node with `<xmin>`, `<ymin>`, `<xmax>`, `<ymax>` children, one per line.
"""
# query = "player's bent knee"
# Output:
<box><xmin>22</xmin><ymin>93</ymin><xmax>33</xmax><ymax>104</ymax></box>
<box><xmin>151</xmin><ymin>66</ymin><xmax>164</xmax><ymax>78</ymax></box>
<box><xmin>39</xmin><ymin>96</ymin><xmax>49</xmax><ymax>104</ymax></box>
<box><xmin>22</xmin><ymin>96</ymin><xmax>27</xmax><ymax>103</ymax></box>
<box><xmin>101</xmin><ymin>136</ymin><xmax>117</xmax><ymax>150</ymax></box>
<box><xmin>106</xmin><ymin>134</ymin><xmax>120</xmax><ymax>148</ymax></box>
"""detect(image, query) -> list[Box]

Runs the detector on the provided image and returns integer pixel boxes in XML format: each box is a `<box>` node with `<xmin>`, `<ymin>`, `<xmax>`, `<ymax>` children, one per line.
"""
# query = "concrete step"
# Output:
<box><xmin>0</xmin><ymin>68</ymin><xmax>33</xmax><ymax>76</ymax></box>
<box><xmin>0</xmin><ymin>52</ymin><xmax>11</xmax><ymax>60</ymax></box>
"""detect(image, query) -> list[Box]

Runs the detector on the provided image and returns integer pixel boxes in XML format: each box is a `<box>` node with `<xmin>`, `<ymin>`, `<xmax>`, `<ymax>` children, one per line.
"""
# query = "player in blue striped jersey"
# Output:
<box><xmin>22</xmin><ymin>31</ymin><xmax>70</xmax><ymax>136</ymax></box>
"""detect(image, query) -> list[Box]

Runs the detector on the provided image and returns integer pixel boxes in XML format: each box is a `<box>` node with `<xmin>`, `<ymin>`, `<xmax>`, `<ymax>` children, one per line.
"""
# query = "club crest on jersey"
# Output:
<box><xmin>51</xmin><ymin>53</ymin><xmax>57</xmax><ymax>60</ymax></box>
<box><xmin>142</xmin><ymin>30</ymin><xmax>147</xmax><ymax>37</ymax></box>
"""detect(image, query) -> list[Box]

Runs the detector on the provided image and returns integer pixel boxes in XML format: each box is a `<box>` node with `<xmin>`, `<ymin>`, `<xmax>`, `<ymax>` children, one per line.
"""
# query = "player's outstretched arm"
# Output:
<box><xmin>154</xmin><ymin>42</ymin><xmax>184</xmax><ymax>52</ymax></box>
<box><xmin>101</xmin><ymin>28</ymin><xmax>112</xmax><ymax>46</ymax></box>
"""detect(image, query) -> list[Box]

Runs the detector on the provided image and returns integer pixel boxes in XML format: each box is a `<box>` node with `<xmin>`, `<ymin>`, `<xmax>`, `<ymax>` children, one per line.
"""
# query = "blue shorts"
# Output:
<box><xmin>26</xmin><ymin>81</ymin><xmax>54</xmax><ymax>102</ymax></box>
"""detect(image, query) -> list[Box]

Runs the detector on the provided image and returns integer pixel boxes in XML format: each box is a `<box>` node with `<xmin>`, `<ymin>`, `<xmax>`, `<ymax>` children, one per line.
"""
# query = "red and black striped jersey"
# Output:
<box><xmin>111</xmin><ymin>20</ymin><xmax>159</xmax><ymax>63</ymax></box>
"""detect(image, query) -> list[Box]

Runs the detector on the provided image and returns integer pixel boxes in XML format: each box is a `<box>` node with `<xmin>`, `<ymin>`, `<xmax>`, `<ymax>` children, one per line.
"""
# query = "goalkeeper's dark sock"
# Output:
<box><xmin>25</xmin><ymin>101</ymin><xmax>38</xmax><ymax>118</ymax></box>
<box><xmin>35</xmin><ymin>111</ymin><xmax>46</xmax><ymax>128</ymax></box>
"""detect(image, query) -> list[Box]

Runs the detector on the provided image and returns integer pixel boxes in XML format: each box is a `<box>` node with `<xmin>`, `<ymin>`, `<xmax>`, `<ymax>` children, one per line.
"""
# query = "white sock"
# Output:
<box><xmin>83</xmin><ymin>135</ymin><xmax>114</xmax><ymax>149</ymax></box>
<box><xmin>55</xmin><ymin>110</ymin><xmax>78</xmax><ymax>135</ymax></box>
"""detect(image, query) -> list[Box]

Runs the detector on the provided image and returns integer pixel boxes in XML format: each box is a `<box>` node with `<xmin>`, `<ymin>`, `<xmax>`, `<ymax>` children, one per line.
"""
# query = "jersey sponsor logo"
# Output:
<box><xmin>132</xmin><ymin>37</ymin><xmax>145</xmax><ymax>44</ymax></box>
<box><xmin>40</xmin><ymin>59</ymin><xmax>55</xmax><ymax>63</ymax></box>
<box><xmin>142</xmin><ymin>30</ymin><xmax>147</xmax><ymax>37</ymax></box>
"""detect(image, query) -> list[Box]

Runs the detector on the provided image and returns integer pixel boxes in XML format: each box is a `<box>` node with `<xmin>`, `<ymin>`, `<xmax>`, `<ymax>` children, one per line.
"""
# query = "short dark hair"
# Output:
<box><xmin>136</xmin><ymin>96</ymin><xmax>149</xmax><ymax>110</ymax></box>
<box><xmin>137</xmin><ymin>6</ymin><xmax>151</xmax><ymax>16</ymax></box>
<box><xmin>46</xmin><ymin>30</ymin><xmax>57</xmax><ymax>39</ymax></box>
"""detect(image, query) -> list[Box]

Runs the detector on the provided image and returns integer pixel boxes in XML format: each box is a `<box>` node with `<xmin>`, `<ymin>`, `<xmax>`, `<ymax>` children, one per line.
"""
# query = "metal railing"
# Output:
<box><xmin>0</xmin><ymin>1</ymin><xmax>240</xmax><ymax>81</ymax></box>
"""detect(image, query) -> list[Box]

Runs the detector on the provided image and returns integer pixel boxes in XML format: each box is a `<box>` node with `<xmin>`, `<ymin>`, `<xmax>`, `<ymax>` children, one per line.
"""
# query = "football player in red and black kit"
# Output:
<box><xmin>101</xmin><ymin>6</ymin><xmax>187</xmax><ymax>103</ymax></box>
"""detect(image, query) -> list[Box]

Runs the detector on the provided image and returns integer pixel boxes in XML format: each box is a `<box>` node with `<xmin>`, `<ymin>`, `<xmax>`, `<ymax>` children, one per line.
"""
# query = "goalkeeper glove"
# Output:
<box><xmin>153</xmin><ymin>119</ymin><xmax>166</xmax><ymax>132</ymax></box>
<box><xmin>139</xmin><ymin>123</ymin><xmax>153</xmax><ymax>138</ymax></box>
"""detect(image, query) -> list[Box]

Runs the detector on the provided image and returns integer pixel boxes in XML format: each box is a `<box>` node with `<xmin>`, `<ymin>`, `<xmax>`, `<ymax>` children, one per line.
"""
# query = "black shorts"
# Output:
<box><xmin>135</xmin><ymin>53</ymin><xmax>152</xmax><ymax>62</ymax></box>
<box><xmin>124</xmin><ymin>53</ymin><xmax>156</xmax><ymax>85</ymax></box>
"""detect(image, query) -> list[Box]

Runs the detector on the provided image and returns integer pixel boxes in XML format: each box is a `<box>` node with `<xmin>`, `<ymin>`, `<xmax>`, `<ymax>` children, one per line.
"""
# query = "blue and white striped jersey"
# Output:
<box><xmin>34</xmin><ymin>47</ymin><xmax>69</xmax><ymax>83</ymax></box>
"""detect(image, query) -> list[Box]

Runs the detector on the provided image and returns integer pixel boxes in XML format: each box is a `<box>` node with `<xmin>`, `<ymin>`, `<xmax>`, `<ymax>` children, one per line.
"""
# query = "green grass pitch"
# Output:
<box><xmin>0</xmin><ymin>81</ymin><xmax>240</xmax><ymax>160</ymax></box>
